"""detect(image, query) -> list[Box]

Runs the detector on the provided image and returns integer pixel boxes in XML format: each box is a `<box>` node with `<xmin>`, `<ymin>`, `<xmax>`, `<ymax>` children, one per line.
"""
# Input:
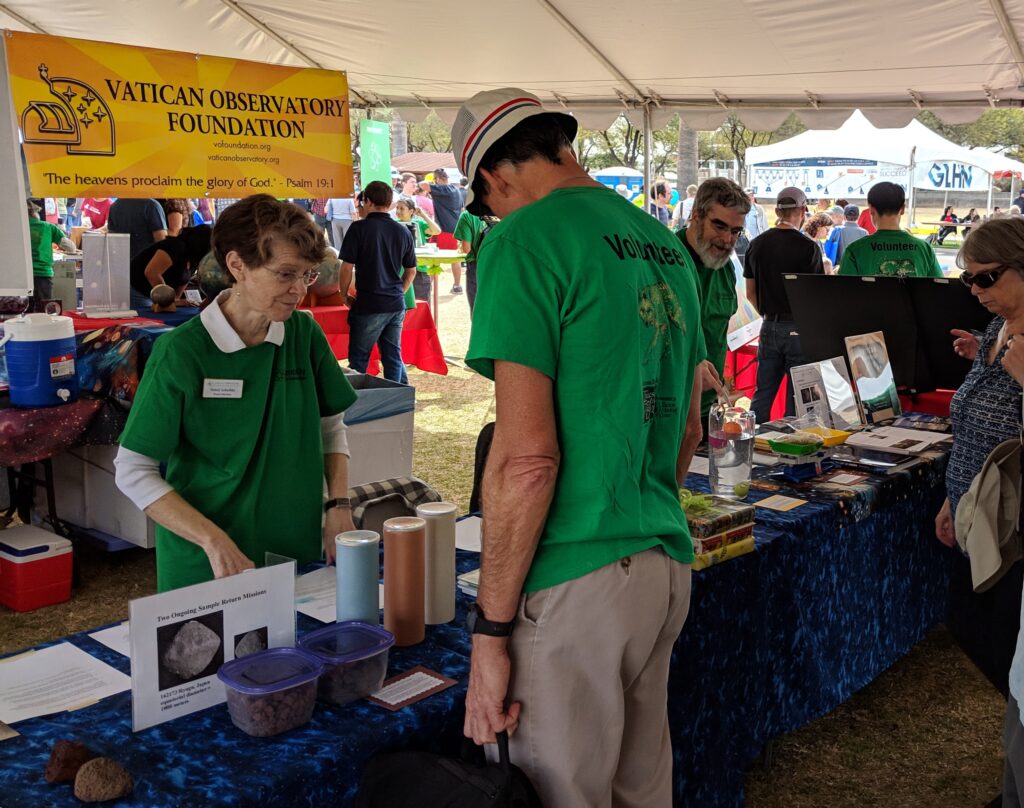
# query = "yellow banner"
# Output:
<box><xmin>6</xmin><ymin>30</ymin><xmax>353</xmax><ymax>198</ymax></box>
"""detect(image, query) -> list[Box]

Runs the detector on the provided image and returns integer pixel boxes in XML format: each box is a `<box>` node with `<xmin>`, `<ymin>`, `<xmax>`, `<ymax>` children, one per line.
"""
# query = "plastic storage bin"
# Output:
<box><xmin>299</xmin><ymin>622</ymin><xmax>394</xmax><ymax>705</ymax></box>
<box><xmin>0</xmin><ymin>525</ymin><xmax>72</xmax><ymax>611</ymax></box>
<box><xmin>216</xmin><ymin>648</ymin><xmax>323</xmax><ymax>737</ymax></box>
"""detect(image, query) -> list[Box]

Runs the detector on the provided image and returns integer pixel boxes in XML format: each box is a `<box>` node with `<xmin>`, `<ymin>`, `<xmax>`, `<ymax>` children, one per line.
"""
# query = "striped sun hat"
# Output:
<box><xmin>451</xmin><ymin>88</ymin><xmax>577</xmax><ymax>214</ymax></box>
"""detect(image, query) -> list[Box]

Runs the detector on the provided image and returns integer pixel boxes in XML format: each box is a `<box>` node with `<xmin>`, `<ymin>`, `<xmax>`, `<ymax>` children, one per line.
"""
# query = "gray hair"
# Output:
<box><xmin>957</xmin><ymin>217</ymin><xmax>1024</xmax><ymax>273</ymax></box>
<box><xmin>691</xmin><ymin>178</ymin><xmax>751</xmax><ymax>220</ymax></box>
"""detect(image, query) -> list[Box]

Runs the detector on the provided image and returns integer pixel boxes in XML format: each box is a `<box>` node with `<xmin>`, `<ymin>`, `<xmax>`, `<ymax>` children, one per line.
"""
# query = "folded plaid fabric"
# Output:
<box><xmin>349</xmin><ymin>476</ymin><xmax>442</xmax><ymax>527</ymax></box>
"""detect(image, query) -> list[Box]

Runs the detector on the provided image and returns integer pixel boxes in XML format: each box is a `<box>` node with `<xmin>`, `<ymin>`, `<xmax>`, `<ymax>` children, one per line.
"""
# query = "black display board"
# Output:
<box><xmin>783</xmin><ymin>275</ymin><xmax>991</xmax><ymax>393</ymax></box>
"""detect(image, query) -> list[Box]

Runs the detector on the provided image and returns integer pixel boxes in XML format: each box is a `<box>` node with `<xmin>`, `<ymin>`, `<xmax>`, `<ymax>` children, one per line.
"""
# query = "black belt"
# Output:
<box><xmin>762</xmin><ymin>314</ymin><xmax>794</xmax><ymax>322</ymax></box>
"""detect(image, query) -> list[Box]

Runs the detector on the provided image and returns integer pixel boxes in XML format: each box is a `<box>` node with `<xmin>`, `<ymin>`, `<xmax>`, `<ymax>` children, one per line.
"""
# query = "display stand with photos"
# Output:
<box><xmin>783</xmin><ymin>275</ymin><xmax>991</xmax><ymax>394</ymax></box>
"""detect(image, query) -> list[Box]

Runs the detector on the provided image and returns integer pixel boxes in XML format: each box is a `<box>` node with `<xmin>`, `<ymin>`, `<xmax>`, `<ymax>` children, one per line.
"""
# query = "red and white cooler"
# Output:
<box><xmin>0</xmin><ymin>525</ymin><xmax>72</xmax><ymax>612</ymax></box>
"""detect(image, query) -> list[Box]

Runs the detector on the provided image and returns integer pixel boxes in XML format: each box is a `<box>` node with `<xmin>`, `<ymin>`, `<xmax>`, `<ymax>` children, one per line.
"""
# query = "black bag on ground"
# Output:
<box><xmin>355</xmin><ymin>731</ymin><xmax>542</xmax><ymax>807</ymax></box>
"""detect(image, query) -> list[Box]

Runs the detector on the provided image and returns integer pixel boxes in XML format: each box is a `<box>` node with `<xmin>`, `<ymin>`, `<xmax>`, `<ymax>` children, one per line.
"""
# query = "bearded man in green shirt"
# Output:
<box><xmin>838</xmin><ymin>181</ymin><xmax>943</xmax><ymax>278</ymax></box>
<box><xmin>677</xmin><ymin>178</ymin><xmax>750</xmax><ymax>428</ymax></box>
<box><xmin>454</xmin><ymin>88</ymin><xmax>704</xmax><ymax>806</ymax></box>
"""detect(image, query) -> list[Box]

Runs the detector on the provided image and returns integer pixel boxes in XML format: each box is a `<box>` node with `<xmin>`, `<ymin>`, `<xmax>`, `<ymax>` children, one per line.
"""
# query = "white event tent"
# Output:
<box><xmin>3</xmin><ymin>0</ymin><xmax>1024</xmax><ymax>255</ymax></box>
<box><xmin>746</xmin><ymin>110</ymin><xmax>1024</xmax><ymax>213</ymax></box>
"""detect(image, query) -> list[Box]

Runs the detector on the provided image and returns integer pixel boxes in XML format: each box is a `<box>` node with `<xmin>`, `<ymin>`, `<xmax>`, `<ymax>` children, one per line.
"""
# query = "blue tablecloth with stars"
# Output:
<box><xmin>0</xmin><ymin>451</ymin><xmax>953</xmax><ymax>807</ymax></box>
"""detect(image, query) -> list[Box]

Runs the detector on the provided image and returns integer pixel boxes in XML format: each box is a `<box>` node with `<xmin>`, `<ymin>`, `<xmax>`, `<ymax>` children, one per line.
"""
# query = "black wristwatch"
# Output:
<box><xmin>466</xmin><ymin>603</ymin><xmax>515</xmax><ymax>637</ymax></box>
<box><xmin>324</xmin><ymin>497</ymin><xmax>352</xmax><ymax>513</ymax></box>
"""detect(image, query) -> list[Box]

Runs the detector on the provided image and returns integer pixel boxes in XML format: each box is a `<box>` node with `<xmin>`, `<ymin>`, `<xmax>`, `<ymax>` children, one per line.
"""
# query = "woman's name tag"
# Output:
<box><xmin>203</xmin><ymin>379</ymin><xmax>244</xmax><ymax>399</ymax></box>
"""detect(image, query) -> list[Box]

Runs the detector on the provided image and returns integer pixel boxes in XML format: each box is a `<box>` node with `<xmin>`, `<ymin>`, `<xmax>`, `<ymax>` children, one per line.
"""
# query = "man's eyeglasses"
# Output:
<box><xmin>959</xmin><ymin>265</ymin><xmax>1010</xmax><ymax>289</ymax></box>
<box><xmin>707</xmin><ymin>218</ymin><xmax>745</xmax><ymax>237</ymax></box>
<box><xmin>264</xmin><ymin>267</ymin><xmax>320</xmax><ymax>287</ymax></box>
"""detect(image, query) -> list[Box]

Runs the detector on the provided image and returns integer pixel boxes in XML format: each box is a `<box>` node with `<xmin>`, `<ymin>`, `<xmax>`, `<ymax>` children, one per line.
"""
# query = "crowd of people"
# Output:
<box><xmin>27</xmin><ymin>91</ymin><xmax>1024</xmax><ymax>803</ymax></box>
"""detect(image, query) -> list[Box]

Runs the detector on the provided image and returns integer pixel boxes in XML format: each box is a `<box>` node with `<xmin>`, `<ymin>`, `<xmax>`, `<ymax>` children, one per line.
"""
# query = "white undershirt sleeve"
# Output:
<box><xmin>321</xmin><ymin>412</ymin><xmax>350</xmax><ymax>456</ymax></box>
<box><xmin>113</xmin><ymin>446</ymin><xmax>174</xmax><ymax>511</ymax></box>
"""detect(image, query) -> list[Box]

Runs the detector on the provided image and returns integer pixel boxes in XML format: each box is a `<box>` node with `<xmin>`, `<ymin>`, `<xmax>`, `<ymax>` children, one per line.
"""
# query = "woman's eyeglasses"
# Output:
<box><xmin>264</xmin><ymin>267</ymin><xmax>320</xmax><ymax>287</ymax></box>
<box><xmin>959</xmin><ymin>265</ymin><xmax>1009</xmax><ymax>289</ymax></box>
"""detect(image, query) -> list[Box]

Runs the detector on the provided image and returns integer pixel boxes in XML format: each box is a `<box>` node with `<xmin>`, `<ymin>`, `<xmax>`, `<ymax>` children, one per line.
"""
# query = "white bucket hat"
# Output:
<box><xmin>451</xmin><ymin>88</ymin><xmax>577</xmax><ymax>213</ymax></box>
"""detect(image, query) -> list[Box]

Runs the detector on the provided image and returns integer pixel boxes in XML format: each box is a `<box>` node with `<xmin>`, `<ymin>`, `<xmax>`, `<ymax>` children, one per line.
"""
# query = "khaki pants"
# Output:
<box><xmin>1005</xmin><ymin>696</ymin><xmax>1024</xmax><ymax>806</ymax></box>
<box><xmin>496</xmin><ymin>547</ymin><xmax>692</xmax><ymax>808</ymax></box>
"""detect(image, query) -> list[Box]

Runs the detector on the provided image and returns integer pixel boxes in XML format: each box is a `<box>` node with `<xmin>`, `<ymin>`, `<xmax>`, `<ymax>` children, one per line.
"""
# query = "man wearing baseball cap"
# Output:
<box><xmin>454</xmin><ymin>87</ymin><xmax>703</xmax><ymax>805</ymax></box>
<box><xmin>743</xmin><ymin>186</ymin><xmax>825</xmax><ymax>423</ymax></box>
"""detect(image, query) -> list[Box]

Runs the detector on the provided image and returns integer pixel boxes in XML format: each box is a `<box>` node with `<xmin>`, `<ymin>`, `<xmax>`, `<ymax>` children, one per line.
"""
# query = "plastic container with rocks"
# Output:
<box><xmin>216</xmin><ymin>648</ymin><xmax>323</xmax><ymax>737</ymax></box>
<box><xmin>299</xmin><ymin>622</ymin><xmax>395</xmax><ymax>706</ymax></box>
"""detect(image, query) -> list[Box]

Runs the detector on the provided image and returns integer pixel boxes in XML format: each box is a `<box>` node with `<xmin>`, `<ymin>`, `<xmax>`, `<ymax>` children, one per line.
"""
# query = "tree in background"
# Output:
<box><xmin>918</xmin><ymin>109</ymin><xmax>1024</xmax><ymax>162</ymax></box>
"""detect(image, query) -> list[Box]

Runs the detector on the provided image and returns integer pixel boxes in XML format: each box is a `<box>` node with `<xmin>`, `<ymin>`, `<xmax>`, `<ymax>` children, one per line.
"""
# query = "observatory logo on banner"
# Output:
<box><xmin>7</xmin><ymin>30</ymin><xmax>353</xmax><ymax>198</ymax></box>
<box><xmin>20</xmin><ymin>64</ymin><xmax>116</xmax><ymax>156</ymax></box>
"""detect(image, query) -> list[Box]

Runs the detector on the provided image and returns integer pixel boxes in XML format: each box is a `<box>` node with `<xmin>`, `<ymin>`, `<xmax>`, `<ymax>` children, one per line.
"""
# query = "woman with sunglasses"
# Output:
<box><xmin>114</xmin><ymin>194</ymin><xmax>358</xmax><ymax>592</ymax></box>
<box><xmin>936</xmin><ymin>219</ymin><xmax>1024</xmax><ymax>790</ymax></box>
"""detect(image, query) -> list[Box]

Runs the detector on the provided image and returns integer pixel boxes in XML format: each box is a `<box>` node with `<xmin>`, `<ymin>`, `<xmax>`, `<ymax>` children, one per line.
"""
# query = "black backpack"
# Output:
<box><xmin>355</xmin><ymin>731</ymin><xmax>542</xmax><ymax>808</ymax></box>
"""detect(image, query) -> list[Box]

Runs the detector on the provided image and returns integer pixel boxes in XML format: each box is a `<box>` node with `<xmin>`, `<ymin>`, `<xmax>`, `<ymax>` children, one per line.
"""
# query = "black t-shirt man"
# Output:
<box><xmin>430</xmin><ymin>183</ymin><xmax>463</xmax><ymax>233</ymax></box>
<box><xmin>129</xmin><ymin>238</ymin><xmax>191</xmax><ymax>295</ymax></box>
<box><xmin>339</xmin><ymin>212</ymin><xmax>416</xmax><ymax>314</ymax></box>
<box><xmin>742</xmin><ymin>227</ymin><xmax>824</xmax><ymax>318</ymax></box>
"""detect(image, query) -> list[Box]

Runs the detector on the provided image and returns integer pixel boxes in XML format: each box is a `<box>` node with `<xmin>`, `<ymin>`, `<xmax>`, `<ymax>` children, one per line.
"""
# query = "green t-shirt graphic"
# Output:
<box><xmin>120</xmin><ymin>310</ymin><xmax>356</xmax><ymax>592</ymax></box>
<box><xmin>467</xmin><ymin>186</ymin><xmax>705</xmax><ymax>593</ymax></box>
<box><xmin>838</xmin><ymin>229</ymin><xmax>943</xmax><ymax>278</ymax></box>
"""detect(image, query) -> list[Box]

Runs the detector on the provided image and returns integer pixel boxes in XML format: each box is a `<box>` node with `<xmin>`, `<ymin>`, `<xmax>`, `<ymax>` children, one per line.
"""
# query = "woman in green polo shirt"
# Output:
<box><xmin>114</xmin><ymin>195</ymin><xmax>358</xmax><ymax>592</ymax></box>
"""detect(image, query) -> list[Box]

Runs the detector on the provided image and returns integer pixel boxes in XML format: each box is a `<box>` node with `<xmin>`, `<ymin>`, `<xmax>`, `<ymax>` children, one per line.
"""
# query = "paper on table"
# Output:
<box><xmin>295</xmin><ymin>566</ymin><xmax>384</xmax><ymax>623</ymax></box>
<box><xmin>372</xmin><ymin>671</ymin><xmax>446</xmax><ymax>706</ymax></box>
<box><xmin>455</xmin><ymin>516</ymin><xmax>482</xmax><ymax>552</ymax></box>
<box><xmin>687</xmin><ymin>456</ymin><xmax>709</xmax><ymax>476</ymax></box>
<box><xmin>0</xmin><ymin>643</ymin><xmax>131</xmax><ymax>724</ymax></box>
<box><xmin>88</xmin><ymin>622</ymin><xmax>130</xmax><ymax>657</ymax></box>
<box><xmin>756</xmin><ymin>494</ymin><xmax>807</xmax><ymax>512</ymax></box>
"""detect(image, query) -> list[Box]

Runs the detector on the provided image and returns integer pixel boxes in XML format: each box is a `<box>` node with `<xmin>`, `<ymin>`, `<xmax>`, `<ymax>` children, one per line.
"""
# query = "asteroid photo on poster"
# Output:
<box><xmin>156</xmin><ymin>612</ymin><xmax>224</xmax><ymax>691</ymax></box>
<box><xmin>233</xmin><ymin>627</ymin><xmax>268</xmax><ymax>659</ymax></box>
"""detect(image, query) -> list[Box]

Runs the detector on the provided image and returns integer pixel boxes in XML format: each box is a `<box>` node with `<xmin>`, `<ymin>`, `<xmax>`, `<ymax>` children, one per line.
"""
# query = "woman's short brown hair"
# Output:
<box><xmin>211</xmin><ymin>194</ymin><xmax>326</xmax><ymax>279</ymax></box>
<box><xmin>958</xmin><ymin>216</ymin><xmax>1024</xmax><ymax>274</ymax></box>
<box><xmin>803</xmin><ymin>212</ymin><xmax>833</xmax><ymax>240</ymax></box>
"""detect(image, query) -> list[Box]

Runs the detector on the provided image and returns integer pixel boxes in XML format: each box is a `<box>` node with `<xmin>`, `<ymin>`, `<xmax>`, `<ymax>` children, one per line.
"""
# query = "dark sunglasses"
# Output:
<box><xmin>959</xmin><ymin>265</ymin><xmax>1010</xmax><ymax>289</ymax></box>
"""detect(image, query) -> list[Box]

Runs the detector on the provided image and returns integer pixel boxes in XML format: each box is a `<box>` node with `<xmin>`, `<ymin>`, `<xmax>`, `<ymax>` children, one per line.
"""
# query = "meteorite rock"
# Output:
<box><xmin>224</xmin><ymin>679</ymin><xmax>317</xmax><ymax>737</ymax></box>
<box><xmin>73</xmin><ymin>757</ymin><xmax>133</xmax><ymax>802</ymax></box>
<box><xmin>163</xmin><ymin>620</ymin><xmax>221</xmax><ymax>679</ymax></box>
<box><xmin>149</xmin><ymin>284</ymin><xmax>176</xmax><ymax>308</ymax></box>
<box><xmin>234</xmin><ymin>630</ymin><xmax>266</xmax><ymax>658</ymax></box>
<box><xmin>317</xmin><ymin>653</ymin><xmax>388</xmax><ymax>706</ymax></box>
<box><xmin>44</xmin><ymin>739</ymin><xmax>96</xmax><ymax>783</ymax></box>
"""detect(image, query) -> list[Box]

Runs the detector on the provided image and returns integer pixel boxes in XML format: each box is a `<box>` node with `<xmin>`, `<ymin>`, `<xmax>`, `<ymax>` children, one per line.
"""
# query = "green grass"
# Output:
<box><xmin>0</xmin><ymin>280</ymin><xmax>1007</xmax><ymax>806</ymax></box>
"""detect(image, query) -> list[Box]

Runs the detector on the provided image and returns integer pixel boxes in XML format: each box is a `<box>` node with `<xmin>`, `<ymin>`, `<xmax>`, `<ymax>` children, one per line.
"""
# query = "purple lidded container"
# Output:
<box><xmin>217</xmin><ymin>647</ymin><xmax>323</xmax><ymax>737</ymax></box>
<box><xmin>299</xmin><ymin>622</ymin><xmax>395</xmax><ymax>706</ymax></box>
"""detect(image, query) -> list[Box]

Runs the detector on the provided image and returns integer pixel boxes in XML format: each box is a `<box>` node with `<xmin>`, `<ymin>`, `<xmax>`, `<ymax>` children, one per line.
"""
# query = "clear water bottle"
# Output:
<box><xmin>707</xmin><ymin>403</ymin><xmax>756</xmax><ymax>499</ymax></box>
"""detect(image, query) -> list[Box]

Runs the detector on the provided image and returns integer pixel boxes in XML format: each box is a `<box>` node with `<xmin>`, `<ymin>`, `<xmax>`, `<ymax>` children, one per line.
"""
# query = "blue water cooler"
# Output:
<box><xmin>0</xmin><ymin>314</ymin><xmax>79</xmax><ymax>407</ymax></box>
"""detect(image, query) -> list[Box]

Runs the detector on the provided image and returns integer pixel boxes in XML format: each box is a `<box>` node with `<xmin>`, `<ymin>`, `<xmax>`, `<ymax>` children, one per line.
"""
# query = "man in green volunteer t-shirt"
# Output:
<box><xmin>453</xmin><ymin>88</ymin><xmax>704</xmax><ymax>805</ymax></box>
<box><xmin>27</xmin><ymin>198</ymin><xmax>77</xmax><ymax>307</ymax></box>
<box><xmin>453</xmin><ymin>209</ymin><xmax>490</xmax><ymax>314</ymax></box>
<box><xmin>838</xmin><ymin>181</ymin><xmax>943</xmax><ymax>278</ymax></box>
<box><xmin>677</xmin><ymin>178</ymin><xmax>750</xmax><ymax>427</ymax></box>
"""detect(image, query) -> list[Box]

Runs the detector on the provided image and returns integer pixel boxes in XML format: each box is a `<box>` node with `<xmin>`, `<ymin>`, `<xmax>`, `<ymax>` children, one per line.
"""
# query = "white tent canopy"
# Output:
<box><xmin>746</xmin><ymin>111</ymin><xmax>1024</xmax><ymax>176</ymax></box>
<box><xmin>2</xmin><ymin>0</ymin><xmax>1024</xmax><ymax>127</ymax></box>
<box><xmin>745</xmin><ymin>110</ymin><xmax>1024</xmax><ymax>201</ymax></box>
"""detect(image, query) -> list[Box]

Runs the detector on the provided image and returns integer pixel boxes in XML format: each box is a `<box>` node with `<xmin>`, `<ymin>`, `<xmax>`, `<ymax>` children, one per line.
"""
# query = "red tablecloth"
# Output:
<box><xmin>65</xmin><ymin>313</ymin><xmax>164</xmax><ymax>330</ymax></box>
<box><xmin>304</xmin><ymin>301</ymin><xmax>447</xmax><ymax>376</ymax></box>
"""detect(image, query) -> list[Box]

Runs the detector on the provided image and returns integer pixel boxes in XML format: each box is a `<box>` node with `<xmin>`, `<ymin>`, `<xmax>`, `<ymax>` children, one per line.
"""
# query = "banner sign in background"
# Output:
<box><xmin>912</xmin><ymin>160</ymin><xmax>990</xmax><ymax>192</ymax></box>
<box><xmin>6</xmin><ymin>30</ymin><xmax>353</xmax><ymax>197</ymax></box>
<box><xmin>750</xmin><ymin>158</ymin><xmax>907</xmax><ymax>200</ymax></box>
<box><xmin>359</xmin><ymin>119</ymin><xmax>391</xmax><ymax>186</ymax></box>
